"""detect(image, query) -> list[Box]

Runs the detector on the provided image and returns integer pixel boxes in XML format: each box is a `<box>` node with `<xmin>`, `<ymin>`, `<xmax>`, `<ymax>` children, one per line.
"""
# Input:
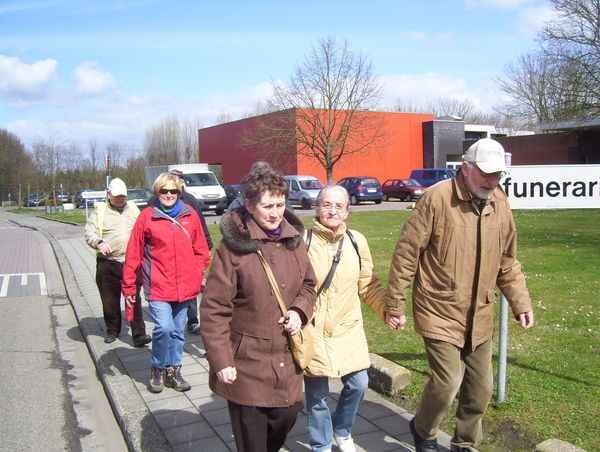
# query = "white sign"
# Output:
<box><xmin>501</xmin><ymin>165</ymin><xmax>600</xmax><ymax>209</ymax></box>
<box><xmin>82</xmin><ymin>190</ymin><xmax>106</xmax><ymax>199</ymax></box>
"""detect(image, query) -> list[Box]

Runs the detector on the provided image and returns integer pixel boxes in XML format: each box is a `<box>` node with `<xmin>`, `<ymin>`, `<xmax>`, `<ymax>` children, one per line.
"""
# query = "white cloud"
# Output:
<box><xmin>5</xmin><ymin>82</ymin><xmax>275</xmax><ymax>149</ymax></box>
<box><xmin>516</xmin><ymin>4</ymin><xmax>557</xmax><ymax>37</ymax></box>
<box><xmin>0</xmin><ymin>55</ymin><xmax>119</xmax><ymax>109</ymax></box>
<box><xmin>0</xmin><ymin>55</ymin><xmax>58</xmax><ymax>102</ymax></box>
<box><xmin>72</xmin><ymin>61</ymin><xmax>117</xmax><ymax>97</ymax></box>
<box><xmin>379</xmin><ymin>72</ymin><xmax>506</xmax><ymax>113</ymax></box>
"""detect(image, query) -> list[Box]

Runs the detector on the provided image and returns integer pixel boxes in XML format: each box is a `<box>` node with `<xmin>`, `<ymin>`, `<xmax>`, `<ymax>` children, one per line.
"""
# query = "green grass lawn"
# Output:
<box><xmin>209</xmin><ymin>209</ymin><xmax>600</xmax><ymax>452</ymax></box>
<box><xmin>14</xmin><ymin>206</ymin><xmax>89</xmax><ymax>224</ymax></box>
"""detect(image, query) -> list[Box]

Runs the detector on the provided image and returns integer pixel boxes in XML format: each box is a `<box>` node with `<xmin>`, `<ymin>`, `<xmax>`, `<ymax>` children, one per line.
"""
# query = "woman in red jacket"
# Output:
<box><xmin>123</xmin><ymin>172</ymin><xmax>210</xmax><ymax>393</ymax></box>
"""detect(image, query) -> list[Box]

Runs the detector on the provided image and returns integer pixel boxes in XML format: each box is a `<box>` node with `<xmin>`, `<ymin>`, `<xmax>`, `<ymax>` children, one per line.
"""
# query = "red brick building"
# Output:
<box><xmin>199</xmin><ymin>111</ymin><xmax>600</xmax><ymax>186</ymax></box>
<box><xmin>199</xmin><ymin>109</ymin><xmax>434</xmax><ymax>186</ymax></box>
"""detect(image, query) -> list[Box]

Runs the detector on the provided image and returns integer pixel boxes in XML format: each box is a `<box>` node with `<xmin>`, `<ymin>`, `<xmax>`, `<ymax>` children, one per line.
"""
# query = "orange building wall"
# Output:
<box><xmin>199</xmin><ymin>110</ymin><xmax>433</xmax><ymax>185</ymax></box>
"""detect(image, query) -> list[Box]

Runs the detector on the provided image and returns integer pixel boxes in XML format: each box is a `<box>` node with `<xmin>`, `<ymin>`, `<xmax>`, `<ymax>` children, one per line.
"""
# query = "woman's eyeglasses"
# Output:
<box><xmin>319</xmin><ymin>202</ymin><xmax>347</xmax><ymax>213</ymax></box>
<box><xmin>159</xmin><ymin>189</ymin><xmax>180</xmax><ymax>195</ymax></box>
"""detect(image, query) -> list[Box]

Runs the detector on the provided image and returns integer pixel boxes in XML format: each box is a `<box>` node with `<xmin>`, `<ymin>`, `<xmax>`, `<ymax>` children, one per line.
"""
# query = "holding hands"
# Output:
<box><xmin>386</xmin><ymin>313</ymin><xmax>406</xmax><ymax>331</ymax></box>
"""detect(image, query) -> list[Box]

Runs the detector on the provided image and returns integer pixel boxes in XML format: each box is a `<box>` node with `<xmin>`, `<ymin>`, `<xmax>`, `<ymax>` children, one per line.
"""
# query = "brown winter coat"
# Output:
<box><xmin>386</xmin><ymin>169</ymin><xmax>532</xmax><ymax>349</ymax></box>
<box><xmin>200</xmin><ymin>207</ymin><xmax>317</xmax><ymax>407</ymax></box>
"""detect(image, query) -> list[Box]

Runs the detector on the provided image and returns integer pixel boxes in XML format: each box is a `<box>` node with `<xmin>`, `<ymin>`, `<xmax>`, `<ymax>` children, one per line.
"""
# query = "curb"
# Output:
<box><xmin>14</xmin><ymin>218</ymin><xmax>173</xmax><ymax>452</ymax></box>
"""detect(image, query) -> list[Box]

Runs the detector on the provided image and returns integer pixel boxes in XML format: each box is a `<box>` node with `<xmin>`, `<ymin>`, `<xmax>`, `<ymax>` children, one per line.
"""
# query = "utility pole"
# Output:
<box><xmin>105</xmin><ymin>154</ymin><xmax>111</xmax><ymax>189</ymax></box>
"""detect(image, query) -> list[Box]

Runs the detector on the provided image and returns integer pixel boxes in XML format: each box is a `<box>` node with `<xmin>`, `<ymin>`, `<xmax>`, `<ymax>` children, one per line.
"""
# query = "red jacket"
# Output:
<box><xmin>122</xmin><ymin>202</ymin><xmax>210</xmax><ymax>302</ymax></box>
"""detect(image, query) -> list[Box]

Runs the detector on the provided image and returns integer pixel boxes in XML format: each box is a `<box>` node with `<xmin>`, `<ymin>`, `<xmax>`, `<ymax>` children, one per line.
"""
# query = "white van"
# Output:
<box><xmin>284</xmin><ymin>175</ymin><xmax>324</xmax><ymax>209</ymax></box>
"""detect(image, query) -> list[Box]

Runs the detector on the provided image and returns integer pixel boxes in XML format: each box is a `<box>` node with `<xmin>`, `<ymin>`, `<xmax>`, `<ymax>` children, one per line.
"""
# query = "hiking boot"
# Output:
<box><xmin>409</xmin><ymin>418</ymin><xmax>438</xmax><ymax>452</ymax></box>
<box><xmin>133</xmin><ymin>334</ymin><xmax>151</xmax><ymax>347</ymax></box>
<box><xmin>164</xmin><ymin>366</ymin><xmax>191</xmax><ymax>392</ymax></box>
<box><xmin>333</xmin><ymin>432</ymin><xmax>356</xmax><ymax>452</ymax></box>
<box><xmin>149</xmin><ymin>366</ymin><xmax>164</xmax><ymax>393</ymax></box>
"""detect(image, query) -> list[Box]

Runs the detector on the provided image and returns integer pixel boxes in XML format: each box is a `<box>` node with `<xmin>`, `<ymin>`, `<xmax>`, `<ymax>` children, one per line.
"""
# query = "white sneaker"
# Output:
<box><xmin>333</xmin><ymin>433</ymin><xmax>356</xmax><ymax>452</ymax></box>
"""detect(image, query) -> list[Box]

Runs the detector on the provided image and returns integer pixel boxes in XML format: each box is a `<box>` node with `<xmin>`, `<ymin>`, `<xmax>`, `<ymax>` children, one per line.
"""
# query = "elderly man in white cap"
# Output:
<box><xmin>85</xmin><ymin>178</ymin><xmax>151</xmax><ymax>347</ymax></box>
<box><xmin>385</xmin><ymin>139</ymin><xmax>534</xmax><ymax>452</ymax></box>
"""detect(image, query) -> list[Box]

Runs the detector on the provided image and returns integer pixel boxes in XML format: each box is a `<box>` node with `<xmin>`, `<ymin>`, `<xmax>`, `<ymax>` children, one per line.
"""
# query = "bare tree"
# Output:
<box><xmin>393</xmin><ymin>97</ymin><xmax>500</xmax><ymax>125</ymax></box>
<box><xmin>496</xmin><ymin>0</ymin><xmax>600</xmax><ymax>125</ymax></box>
<box><xmin>181</xmin><ymin>117</ymin><xmax>203</xmax><ymax>163</ymax></box>
<box><xmin>30</xmin><ymin>133</ymin><xmax>72</xmax><ymax>204</ymax></box>
<box><xmin>216</xmin><ymin>110</ymin><xmax>232</xmax><ymax>125</ymax></box>
<box><xmin>144</xmin><ymin>115</ymin><xmax>206</xmax><ymax>165</ymax></box>
<box><xmin>241</xmin><ymin>101</ymin><xmax>275</xmax><ymax>119</ymax></box>
<box><xmin>88</xmin><ymin>138</ymin><xmax>101</xmax><ymax>171</ymax></box>
<box><xmin>0</xmin><ymin>129</ymin><xmax>33</xmax><ymax>203</ymax></box>
<box><xmin>144</xmin><ymin>114</ymin><xmax>181</xmax><ymax>165</ymax></box>
<box><xmin>537</xmin><ymin>0</ymin><xmax>600</xmax><ymax>120</ymax></box>
<box><xmin>242</xmin><ymin>36</ymin><xmax>390</xmax><ymax>183</ymax></box>
<box><xmin>495</xmin><ymin>50</ymin><xmax>586</xmax><ymax>128</ymax></box>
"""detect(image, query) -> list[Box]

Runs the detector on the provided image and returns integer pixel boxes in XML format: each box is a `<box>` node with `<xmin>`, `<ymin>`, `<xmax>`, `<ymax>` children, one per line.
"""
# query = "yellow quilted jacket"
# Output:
<box><xmin>304</xmin><ymin>219</ymin><xmax>386</xmax><ymax>378</ymax></box>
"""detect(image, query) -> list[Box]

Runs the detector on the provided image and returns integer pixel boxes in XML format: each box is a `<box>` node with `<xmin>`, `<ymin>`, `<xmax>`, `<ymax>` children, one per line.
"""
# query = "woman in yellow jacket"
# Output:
<box><xmin>304</xmin><ymin>184</ymin><xmax>389</xmax><ymax>452</ymax></box>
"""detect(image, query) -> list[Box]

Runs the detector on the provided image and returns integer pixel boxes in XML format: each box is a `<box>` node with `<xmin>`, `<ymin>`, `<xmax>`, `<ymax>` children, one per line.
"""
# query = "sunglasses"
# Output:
<box><xmin>159</xmin><ymin>189</ymin><xmax>180</xmax><ymax>195</ymax></box>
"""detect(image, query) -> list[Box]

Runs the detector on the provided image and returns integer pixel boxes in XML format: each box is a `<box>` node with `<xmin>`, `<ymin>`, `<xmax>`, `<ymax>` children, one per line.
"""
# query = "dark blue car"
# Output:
<box><xmin>23</xmin><ymin>192</ymin><xmax>45</xmax><ymax>207</ymax></box>
<box><xmin>336</xmin><ymin>177</ymin><xmax>383</xmax><ymax>205</ymax></box>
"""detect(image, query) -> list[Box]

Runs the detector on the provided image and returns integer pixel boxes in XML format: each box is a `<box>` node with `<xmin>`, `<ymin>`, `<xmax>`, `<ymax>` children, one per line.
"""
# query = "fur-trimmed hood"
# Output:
<box><xmin>219</xmin><ymin>207</ymin><xmax>306</xmax><ymax>254</ymax></box>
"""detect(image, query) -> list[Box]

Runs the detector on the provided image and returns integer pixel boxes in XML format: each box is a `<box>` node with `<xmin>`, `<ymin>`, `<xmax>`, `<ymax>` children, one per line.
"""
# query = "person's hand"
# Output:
<box><xmin>125</xmin><ymin>295</ymin><xmax>137</xmax><ymax>305</ymax></box>
<box><xmin>217</xmin><ymin>367</ymin><xmax>237</xmax><ymax>384</ymax></box>
<box><xmin>97</xmin><ymin>241</ymin><xmax>112</xmax><ymax>256</ymax></box>
<box><xmin>279</xmin><ymin>309</ymin><xmax>302</xmax><ymax>335</ymax></box>
<box><xmin>518</xmin><ymin>311</ymin><xmax>534</xmax><ymax>329</ymax></box>
<box><xmin>386</xmin><ymin>313</ymin><xmax>406</xmax><ymax>331</ymax></box>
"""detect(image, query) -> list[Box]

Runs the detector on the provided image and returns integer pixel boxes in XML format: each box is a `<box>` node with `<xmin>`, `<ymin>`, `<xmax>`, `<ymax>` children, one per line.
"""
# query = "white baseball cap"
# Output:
<box><xmin>463</xmin><ymin>138</ymin><xmax>507</xmax><ymax>174</ymax></box>
<box><xmin>107</xmin><ymin>178</ymin><xmax>127</xmax><ymax>197</ymax></box>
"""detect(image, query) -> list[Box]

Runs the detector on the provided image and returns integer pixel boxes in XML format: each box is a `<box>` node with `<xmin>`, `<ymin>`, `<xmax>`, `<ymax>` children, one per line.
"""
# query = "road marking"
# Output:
<box><xmin>0</xmin><ymin>272</ymin><xmax>47</xmax><ymax>297</ymax></box>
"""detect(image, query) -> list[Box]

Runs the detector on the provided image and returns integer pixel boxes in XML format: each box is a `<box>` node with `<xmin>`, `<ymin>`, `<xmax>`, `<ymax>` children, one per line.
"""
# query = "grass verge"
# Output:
<box><xmin>210</xmin><ymin>208</ymin><xmax>600</xmax><ymax>452</ymax></box>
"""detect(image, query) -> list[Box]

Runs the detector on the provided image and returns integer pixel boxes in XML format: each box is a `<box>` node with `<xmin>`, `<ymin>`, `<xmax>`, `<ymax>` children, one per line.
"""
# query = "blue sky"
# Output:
<box><xmin>0</xmin><ymin>0</ymin><xmax>554</xmax><ymax>152</ymax></box>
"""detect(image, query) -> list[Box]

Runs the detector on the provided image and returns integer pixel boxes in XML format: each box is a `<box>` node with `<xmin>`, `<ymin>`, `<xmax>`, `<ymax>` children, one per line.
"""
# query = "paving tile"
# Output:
<box><xmin>200</xmin><ymin>406</ymin><xmax>231</xmax><ymax>427</ymax></box>
<box><xmin>162</xmin><ymin>419</ymin><xmax>216</xmax><ymax>446</ymax></box>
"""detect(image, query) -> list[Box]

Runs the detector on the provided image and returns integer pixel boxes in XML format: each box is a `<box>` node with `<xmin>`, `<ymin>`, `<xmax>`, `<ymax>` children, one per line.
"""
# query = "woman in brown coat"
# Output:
<box><xmin>201</xmin><ymin>166</ymin><xmax>317</xmax><ymax>452</ymax></box>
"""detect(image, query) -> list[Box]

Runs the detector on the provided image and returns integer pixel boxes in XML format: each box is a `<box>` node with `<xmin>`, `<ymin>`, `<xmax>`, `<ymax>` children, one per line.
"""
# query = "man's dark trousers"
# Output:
<box><xmin>96</xmin><ymin>257</ymin><xmax>146</xmax><ymax>337</ymax></box>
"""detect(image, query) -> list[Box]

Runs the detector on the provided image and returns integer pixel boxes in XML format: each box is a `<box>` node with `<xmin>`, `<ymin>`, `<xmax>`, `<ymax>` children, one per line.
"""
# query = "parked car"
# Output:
<box><xmin>54</xmin><ymin>190</ymin><xmax>72</xmax><ymax>203</ymax></box>
<box><xmin>409</xmin><ymin>168</ymin><xmax>457</xmax><ymax>187</ymax></box>
<box><xmin>23</xmin><ymin>192</ymin><xmax>45</xmax><ymax>207</ymax></box>
<box><xmin>284</xmin><ymin>175</ymin><xmax>324</xmax><ymax>209</ymax></box>
<box><xmin>224</xmin><ymin>185</ymin><xmax>241</xmax><ymax>208</ymax></box>
<box><xmin>75</xmin><ymin>189</ymin><xmax>105</xmax><ymax>208</ymax></box>
<box><xmin>127</xmin><ymin>188</ymin><xmax>153</xmax><ymax>209</ymax></box>
<box><xmin>381</xmin><ymin>179</ymin><xmax>427</xmax><ymax>202</ymax></box>
<box><xmin>336</xmin><ymin>177</ymin><xmax>383</xmax><ymax>205</ymax></box>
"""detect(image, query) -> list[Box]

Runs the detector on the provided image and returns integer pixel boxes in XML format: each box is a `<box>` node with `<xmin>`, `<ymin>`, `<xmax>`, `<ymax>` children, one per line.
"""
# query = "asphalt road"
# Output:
<box><xmin>202</xmin><ymin>199</ymin><xmax>414</xmax><ymax>225</ymax></box>
<box><xmin>0</xmin><ymin>217</ymin><xmax>128</xmax><ymax>452</ymax></box>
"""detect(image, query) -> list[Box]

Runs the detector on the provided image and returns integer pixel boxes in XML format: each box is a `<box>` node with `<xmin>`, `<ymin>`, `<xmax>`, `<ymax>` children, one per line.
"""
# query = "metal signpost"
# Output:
<box><xmin>82</xmin><ymin>190</ymin><xmax>106</xmax><ymax>218</ymax></box>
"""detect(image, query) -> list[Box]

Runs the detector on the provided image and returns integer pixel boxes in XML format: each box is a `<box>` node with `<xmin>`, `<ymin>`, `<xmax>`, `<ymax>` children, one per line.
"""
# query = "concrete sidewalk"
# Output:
<box><xmin>6</xmin><ymin>209</ymin><xmax>454</xmax><ymax>452</ymax></box>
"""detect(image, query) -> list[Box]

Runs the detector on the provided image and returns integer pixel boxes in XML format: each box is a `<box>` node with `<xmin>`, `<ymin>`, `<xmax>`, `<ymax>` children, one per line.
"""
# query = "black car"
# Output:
<box><xmin>127</xmin><ymin>188</ymin><xmax>153</xmax><ymax>209</ymax></box>
<box><xmin>225</xmin><ymin>185</ymin><xmax>241</xmax><ymax>208</ymax></box>
<box><xmin>336</xmin><ymin>177</ymin><xmax>383</xmax><ymax>205</ymax></box>
<box><xmin>23</xmin><ymin>192</ymin><xmax>45</xmax><ymax>207</ymax></box>
<box><xmin>75</xmin><ymin>189</ymin><xmax>105</xmax><ymax>208</ymax></box>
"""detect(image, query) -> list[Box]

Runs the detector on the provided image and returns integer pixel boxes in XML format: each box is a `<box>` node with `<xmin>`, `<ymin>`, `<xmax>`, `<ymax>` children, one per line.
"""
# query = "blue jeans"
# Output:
<box><xmin>148</xmin><ymin>299</ymin><xmax>191</xmax><ymax>369</ymax></box>
<box><xmin>304</xmin><ymin>369</ymin><xmax>369</xmax><ymax>452</ymax></box>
